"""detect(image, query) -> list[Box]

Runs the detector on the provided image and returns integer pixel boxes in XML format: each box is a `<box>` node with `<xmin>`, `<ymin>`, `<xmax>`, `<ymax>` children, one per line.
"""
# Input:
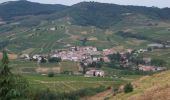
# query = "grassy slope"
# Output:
<box><xmin>140</xmin><ymin>49</ymin><xmax>170</xmax><ymax>67</ymax></box>
<box><xmin>111</xmin><ymin>70</ymin><xmax>170</xmax><ymax>100</ymax></box>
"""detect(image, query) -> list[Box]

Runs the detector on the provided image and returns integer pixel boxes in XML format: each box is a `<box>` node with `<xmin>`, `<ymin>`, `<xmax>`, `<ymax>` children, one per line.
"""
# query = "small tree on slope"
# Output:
<box><xmin>124</xmin><ymin>83</ymin><xmax>133</xmax><ymax>93</ymax></box>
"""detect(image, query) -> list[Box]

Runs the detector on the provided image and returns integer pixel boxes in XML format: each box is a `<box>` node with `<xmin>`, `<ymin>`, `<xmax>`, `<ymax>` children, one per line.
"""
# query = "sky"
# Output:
<box><xmin>0</xmin><ymin>0</ymin><xmax>170</xmax><ymax>8</ymax></box>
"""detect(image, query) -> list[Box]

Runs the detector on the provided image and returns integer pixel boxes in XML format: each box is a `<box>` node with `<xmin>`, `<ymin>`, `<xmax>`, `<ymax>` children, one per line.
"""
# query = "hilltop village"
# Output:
<box><xmin>19</xmin><ymin>46</ymin><xmax>167</xmax><ymax>76</ymax></box>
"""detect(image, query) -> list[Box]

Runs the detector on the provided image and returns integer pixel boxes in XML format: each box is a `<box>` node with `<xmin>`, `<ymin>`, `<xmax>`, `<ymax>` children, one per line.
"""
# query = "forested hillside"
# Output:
<box><xmin>1</xmin><ymin>1</ymin><xmax>170</xmax><ymax>28</ymax></box>
<box><xmin>0</xmin><ymin>0</ymin><xmax>68</xmax><ymax>20</ymax></box>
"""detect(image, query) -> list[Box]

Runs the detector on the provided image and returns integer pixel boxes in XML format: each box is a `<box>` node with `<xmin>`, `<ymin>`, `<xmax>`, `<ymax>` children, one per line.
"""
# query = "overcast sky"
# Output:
<box><xmin>0</xmin><ymin>0</ymin><xmax>170</xmax><ymax>8</ymax></box>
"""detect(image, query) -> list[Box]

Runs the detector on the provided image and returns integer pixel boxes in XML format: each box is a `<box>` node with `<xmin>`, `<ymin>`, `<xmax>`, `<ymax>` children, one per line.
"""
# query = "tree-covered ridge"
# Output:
<box><xmin>67</xmin><ymin>2</ymin><xmax>170</xmax><ymax>28</ymax></box>
<box><xmin>0</xmin><ymin>0</ymin><xmax>68</xmax><ymax>20</ymax></box>
<box><xmin>1</xmin><ymin>1</ymin><xmax>170</xmax><ymax>28</ymax></box>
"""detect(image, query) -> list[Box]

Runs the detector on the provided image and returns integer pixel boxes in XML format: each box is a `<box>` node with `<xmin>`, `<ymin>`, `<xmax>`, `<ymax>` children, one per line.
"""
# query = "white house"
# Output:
<box><xmin>84</xmin><ymin>70</ymin><xmax>104</xmax><ymax>77</ymax></box>
<box><xmin>51</xmin><ymin>54</ymin><xmax>59</xmax><ymax>58</ymax></box>
<box><xmin>33</xmin><ymin>54</ymin><xmax>41</xmax><ymax>60</ymax></box>
<box><xmin>20</xmin><ymin>54</ymin><xmax>30</xmax><ymax>60</ymax></box>
<box><xmin>50</xmin><ymin>27</ymin><xmax>56</xmax><ymax>31</ymax></box>
<box><xmin>71</xmin><ymin>56</ymin><xmax>79</xmax><ymax>62</ymax></box>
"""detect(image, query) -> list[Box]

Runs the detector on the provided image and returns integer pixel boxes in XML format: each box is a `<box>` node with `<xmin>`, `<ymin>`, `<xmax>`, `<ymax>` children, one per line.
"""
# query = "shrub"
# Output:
<box><xmin>124</xmin><ymin>83</ymin><xmax>133</xmax><ymax>93</ymax></box>
<box><xmin>48</xmin><ymin>57</ymin><xmax>61</xmax><ymax>63</ymax></box>
<box><xmin>48</xmin><ymin>72</ymin><xmax>54</xmax><ymax>77</ymax></box>
<box><xmin>61</xmin><ymin>71</ymin><xmax>73</xmax><ymax>75</ymax></box>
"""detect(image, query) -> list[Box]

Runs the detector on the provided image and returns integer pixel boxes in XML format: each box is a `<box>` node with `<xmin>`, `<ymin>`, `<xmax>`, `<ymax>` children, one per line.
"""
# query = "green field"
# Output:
<box><xmin>10</xmin><ymin>60</ymin><xmax>80</xmax><ymax>74</ymax></box>
<box><xmin>140</xmin><ymin>49</ymin><xmax>170</xmax><ymax>67</ymax></box>
<box><xmin>8</xmin><ymin>59</ymin><xmax>141</xmax><ymax>93</ymax></box>
<box><xmin>24</xmin><ymin>74</ymin><xmax>131</xmax><ymax>93</ymax></box>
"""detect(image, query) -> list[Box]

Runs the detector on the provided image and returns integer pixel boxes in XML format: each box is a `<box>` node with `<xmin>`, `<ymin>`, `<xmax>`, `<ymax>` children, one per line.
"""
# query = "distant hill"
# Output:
<box><xmin>0</xmin><ymin>1</ymin><xmax>170</xmax><ymax>28</ymax></box>
<box><xmin>66</xmin><ymin>2</ymin><xmax>170</xmax><ymax>28</ymax></box>
<box><xmin>0</xmin><ymin>0</ymin><xmax>68</xmax><ymax>20</ymax></box>
<box><xmin>112</xmin><ymin>70</ymin><xmax>170</xmax><ymax>100</ymax></box>
<box><xmin>0</xmin><ymin>1</ymin><xmax>170</xmax><ymax>53</ymax></box>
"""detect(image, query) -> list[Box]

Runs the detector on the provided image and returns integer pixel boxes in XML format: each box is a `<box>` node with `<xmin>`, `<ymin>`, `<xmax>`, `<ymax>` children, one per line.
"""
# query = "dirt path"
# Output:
<box><xmin>81</xmin><ymin>88</ymin><xmax>113</xmax><ymax>100</ymax></box>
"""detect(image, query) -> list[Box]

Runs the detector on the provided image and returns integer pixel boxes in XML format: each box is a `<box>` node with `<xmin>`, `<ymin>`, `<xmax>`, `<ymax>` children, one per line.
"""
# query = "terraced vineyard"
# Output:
<box><xmin>0</xmin><ymin>13</ymin><xmax>170</xmax><ymax>54</ymax></box>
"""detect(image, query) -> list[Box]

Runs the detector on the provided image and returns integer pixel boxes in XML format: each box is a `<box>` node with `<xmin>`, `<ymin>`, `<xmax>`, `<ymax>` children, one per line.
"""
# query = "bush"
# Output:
<box><xmin>124</xmin><ymin>83</ymin><xmax>133</xmax><ymax>93</ymax></box>
<box><xmin>48</xmin><ymin>57</ymin><xmax>61</xmax><ymax>63</ymax></box>
<box><xmin>61</xmin><ymin>71</ymin><xmax>73</xmax><ymax>75</ymax></box>
<box><xmin>48</xmin><ymin>72</ymin><xmax>54</xmax><ymax>77</ymax></box>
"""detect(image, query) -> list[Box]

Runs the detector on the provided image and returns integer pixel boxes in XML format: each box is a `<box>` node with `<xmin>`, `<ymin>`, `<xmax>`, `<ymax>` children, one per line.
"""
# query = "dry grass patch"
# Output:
<box><xmin>36</xmin><ymin>67</ymin><xmax>61</xmax><ymax>74</ymax></box>
<box><xmin>0</xmin><ymin>52</ymin><xmax>18</xmax><ymax>60</ymax></box>
<box><xmin>111</xmin><ymin>70</ymin><xmax>170</xmax><ymax>100</ymax></box>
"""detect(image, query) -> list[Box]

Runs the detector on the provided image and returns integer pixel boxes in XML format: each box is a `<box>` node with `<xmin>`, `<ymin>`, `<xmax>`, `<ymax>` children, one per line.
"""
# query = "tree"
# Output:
<box><xmin>0</xmin><ymin>50</ymin><xmax>10</xmax><ymax>75</ymax></box>
<box><xmin>108</xmin><ymin>52</ymin><xmax>121</xmax><ymax>62</ymax></box>
<box><xmin>40</xmin><ymin>57</ymin><xmax>47</xmax><ymax>63</ymax></box>
<box><xmin>80</xmin><ymin>62</ymin><xmax>87</xmax><ymax>74</ymax></box>
<box><xmin>81</xmin><ymin>37</ymin><xmax>88</xmax><ymax>46</ymax></box>
<box><xmin>124</xmin><ymin>83</ymin><xmax>133</xmax><ymax>93</ymax></box>
<box><xmin>151</xmin><ymin>59</ymin><xmax>166</xmax><ymax>67</ymax></box>
<box><xmin>48</xmin><ymin>57</ymin><xmax>61</xmax><ymax>63</ymax></box>
<box><xmin>147</xmin><ymin>47</ymin><xmax>153</xmax><ymax>51</ymax></box>
<box><xmin>0</xmin><ymin>50</ymin><xmax>29</xmax><ymax>100</ymax></box>
<box><xmin>48</xmin><ymin>72</ymin><xmax>54</xmax><ymax>77</ymax></box>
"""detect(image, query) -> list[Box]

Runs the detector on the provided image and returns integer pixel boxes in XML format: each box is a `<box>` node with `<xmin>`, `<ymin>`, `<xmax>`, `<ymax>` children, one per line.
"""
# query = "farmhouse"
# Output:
<box><xmin>33</xmin><ymin>54</ymin><xmax>41</xmax><ymax>60</ymax></box>
<box><xmin>137</xmin><ymin>49</ymin><xmax>148</xmax><ymax>53</ymax></box>
<box><xmin>103</xmin><ymin>48</ymin><xmax>117</xmax><ymax>56</ymax></box>
<box><xmin>50</xmin><ymin>27</ymin><xmax>56</xmax><ymax>31</ymax></box>
<box><xmin>148</xmin><ymin>43</ymin><xmax>164</xmax><ymax>48</ymax></box>
<box><xmin>84</xmin><ymin>70</ymin><xmax>104</xmax><ymax>77</ymax></box>
<box><xmin>138</xmin><ymin>64</ymin><xmax>156</xmax><ymax>71</ymax></box>
<box><xmin>143</xmin><ymin>57</ymin><xmax>151</xmax><ymax>64</ymax></box>
<box><xmin>19</xmin><ymin>54</ymin><xmax>30</xmax><ymax>60</ymax></box>
<box><xmin>102</xmin><ymin>57</ymin><xmax>110</xmax><ymax>62</ymax></box>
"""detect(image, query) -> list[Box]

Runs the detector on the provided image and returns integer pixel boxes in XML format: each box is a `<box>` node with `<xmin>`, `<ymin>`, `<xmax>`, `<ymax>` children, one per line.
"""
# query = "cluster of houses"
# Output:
<box><xmin>50</xmin><ymin>46</ymin><xmax>99</xmax><ymax>62</ymax></box>
<box><xmin>138</xmin><ymin>64</ymin><xmax>166</xmax><ymax>72</ymax></box>
<box><xmin>19</xmin><ymin>46</ymin><xmax>166</xmax><ymax>65</ymax></box>
<box><xmin>19</xmin><ymin>46</ymin><xmax>167</xmax><ymax>75</ymax></box>
<box><xmin>49</xmin><ymin>46</ymin><xmax>138</xmax><ymax>66</ymax></box>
